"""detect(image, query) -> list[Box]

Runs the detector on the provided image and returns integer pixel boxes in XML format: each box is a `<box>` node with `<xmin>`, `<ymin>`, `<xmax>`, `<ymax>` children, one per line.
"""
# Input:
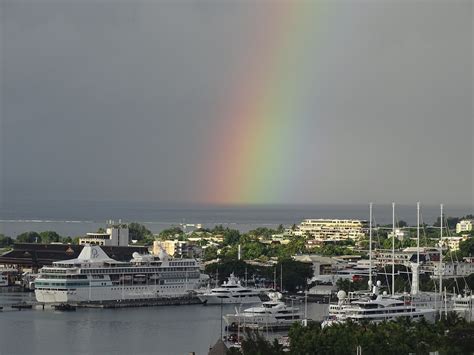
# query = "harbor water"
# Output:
<box><xmin>0</xmin><ymin>289</ymin><xmax>328</xmax><ymax>355</ymax></box>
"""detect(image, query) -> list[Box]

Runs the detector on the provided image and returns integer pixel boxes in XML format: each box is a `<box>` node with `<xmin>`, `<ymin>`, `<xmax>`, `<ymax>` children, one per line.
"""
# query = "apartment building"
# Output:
<box><xmin>439</xmin><ymin>236</ymin><xmax>469</xmax><ymax>252</ymax></box>
<box><xmin>79</xmin><ymin>225</ymin><xmax>129</xmax><ymax>247</ymax></box>
<box><xmin>456</xmin><ymin>220</ymin><xmax>474</xmax><ymax>234</ymax></box>
<box><xmin>294</xmin><ymin>219</ymin><xmax>367</xmax><ymax>241</ymax></box>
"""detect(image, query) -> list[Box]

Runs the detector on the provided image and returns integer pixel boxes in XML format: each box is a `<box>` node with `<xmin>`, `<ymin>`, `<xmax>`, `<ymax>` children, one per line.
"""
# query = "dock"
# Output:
<box><xmin>1</xmin><ymin>295</ymin><xmax>203</xmax><ymax>310</ymax></box>
<box><xmin>71</xmin><ymin>295</ymin><xmax>203</xmax><ymax>308</ymax></box>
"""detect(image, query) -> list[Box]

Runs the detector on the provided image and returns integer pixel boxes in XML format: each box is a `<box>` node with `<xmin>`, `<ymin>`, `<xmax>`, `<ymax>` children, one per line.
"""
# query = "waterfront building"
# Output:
<box><xmin>432</xmin><ymin>261</ymin><xmax>474</xmax><ymax>278</ymax></box>
<box><xmin>293</xmin><ymin>255</ymin><xmax>338</xmax><ymax>277</ymax></box>
<box><xmin>153</xmin><ymin>240</ymin><xmax>202</xmax><ymax>258</ymax></box>
<box><xmin>456</xmin><ymin>220</ymin><xmax>474</xmax><ymax>234</ymax></box>
<box><xmin>79</xmin><ymin>224</ymin><xmax>129</xmax><ymax>247</ymax></box>
<box><xmin>374</xmin><ymin>247</ymin><xmax>440</xmax><ymax>268</ymax></box>
<box><xmin>294</xmin><ymin>219</ymin><xmax>367</xmax><ymax>241</ymax></box>
<box><xmin>0</xmin><ymin>243</ymin><xmax>147</xmax><ymax>268</ymax></box>
<box><xmin>153</xmin><ymin>240</ymin><xmax>183</xmax><ymax>257</ymax></box>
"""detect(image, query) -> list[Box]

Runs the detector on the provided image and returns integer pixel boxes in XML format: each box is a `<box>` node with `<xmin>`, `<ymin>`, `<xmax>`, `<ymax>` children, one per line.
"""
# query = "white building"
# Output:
<box><xmin>432</xmin><ymin>262</ymin><xmax>474</xmax><ymax>278</ymax></box>
<box><xmin>439</xmin><ymin>236</ymin><xmax>469</xmax><ymax>252</ymax></box>
<box><xmin>456</xmin><ymin>220</ymin><xmax>474</xmax><ymax>234</ymax></box>
<box><xmin>294</xmin><ymin>219</ymin><xmax>367</xmax><ymax>241</ymax></box>
<box><xmin>375</xmin><ymin>247</ymin><xmax>440</xmax><ymax>267</ymax></box>
<box><xmin>388</xmin><ymin>228</ymin><xmax>408</xmax><ymax>241</ymax></box>
<box><xmin>79</xmin><ymin>225</ymin><xmax>129</xmax><ymax>247</ymax></box>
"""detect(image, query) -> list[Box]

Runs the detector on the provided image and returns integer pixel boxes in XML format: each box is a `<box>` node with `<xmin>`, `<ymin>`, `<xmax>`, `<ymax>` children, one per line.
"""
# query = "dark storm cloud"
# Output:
<box><xmin>1</xmin><ymin>0</ymin><xmax>472</xmax><ymax>206</ymax></box>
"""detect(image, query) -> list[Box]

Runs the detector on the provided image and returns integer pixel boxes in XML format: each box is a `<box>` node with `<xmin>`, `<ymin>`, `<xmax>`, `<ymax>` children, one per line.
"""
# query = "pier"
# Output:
<box><xmin>1</xmin><ymin>296</ymin><xmax>203</xmax><ymax>311</ymax></box>
<box><xmin>72</xmin><ymin>295</ymin><xmax>203</xmax><ymax>308</ymax></box>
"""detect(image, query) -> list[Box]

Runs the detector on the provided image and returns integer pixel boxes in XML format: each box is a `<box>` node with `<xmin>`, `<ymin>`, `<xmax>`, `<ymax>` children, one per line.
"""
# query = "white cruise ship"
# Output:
<box><xmin>197</xmin><ymin>273</ymin><xmax>261</xmax><ymax>305</ymax></box>
<box><xmin>35</xmin><ymin>244</ymin><xmax>203</xmax><ymax>303</ymax></box>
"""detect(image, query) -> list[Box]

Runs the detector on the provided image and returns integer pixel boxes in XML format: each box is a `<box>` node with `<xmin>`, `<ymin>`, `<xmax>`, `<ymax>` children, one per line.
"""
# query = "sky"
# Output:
<box><xmin>1</xmin><ymin>0</ymin><xmax>473</xmax><ymax>208</ymax></box>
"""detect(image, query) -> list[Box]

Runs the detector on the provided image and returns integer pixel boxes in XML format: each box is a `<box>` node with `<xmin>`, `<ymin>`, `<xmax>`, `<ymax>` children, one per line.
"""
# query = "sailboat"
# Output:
<box><xmin>322</xmin><ymin>203</ymin><xmax>438</xmax><ymax>327</ymax></box>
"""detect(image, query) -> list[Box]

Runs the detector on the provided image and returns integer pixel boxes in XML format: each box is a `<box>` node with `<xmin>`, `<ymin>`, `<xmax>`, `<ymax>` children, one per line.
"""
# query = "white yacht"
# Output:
<box><xmin>197</xmin><ymin>273</ymin><xmax>261</xmax><ymax>305</ymax></box>
<box><xmin>35</xmin><ymin>244</ymin><xmax>203</xmax><ymax>303</ymax></box>
<box><xmin>453</xmin><ymin>292</ymin><xmax>473</xmax><ymax>321</ymax></box>
<box><xmin>224</xmin><ymin>292</ymin><xmax>302</xmax><ymax>329</ymax></box>
<box><xmin>322</xmin><ymin>282</ymin><xmax>437</xmax><ymax>327</ymax></box>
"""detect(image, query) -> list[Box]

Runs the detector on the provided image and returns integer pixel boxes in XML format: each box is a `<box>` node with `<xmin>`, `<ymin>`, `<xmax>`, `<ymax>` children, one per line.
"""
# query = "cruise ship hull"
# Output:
<box><xmin>36</xmin><ymin>283</ymin><xmax>197</xmax><ymax>303</ymax></box>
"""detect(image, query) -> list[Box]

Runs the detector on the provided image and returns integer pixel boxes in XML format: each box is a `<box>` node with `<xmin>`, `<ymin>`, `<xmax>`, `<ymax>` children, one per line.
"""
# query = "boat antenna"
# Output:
<box><xmin>392</xmin><ymin>202</ymin><xmax>396</xmax><ymax>295</ymax></box>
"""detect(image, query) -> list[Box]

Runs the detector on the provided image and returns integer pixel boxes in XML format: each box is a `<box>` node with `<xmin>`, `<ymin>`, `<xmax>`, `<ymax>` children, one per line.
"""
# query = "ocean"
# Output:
<box><xmin>1</xmin><ymin>201</ymin><xmax>472</xmax><ymax>238</ymax></box>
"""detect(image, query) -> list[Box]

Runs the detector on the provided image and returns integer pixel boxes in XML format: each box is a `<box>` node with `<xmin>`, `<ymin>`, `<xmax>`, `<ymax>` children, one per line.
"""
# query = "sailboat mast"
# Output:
<box><xmin>273</xmin><ymin>268</ymin><xmax>276</xmax><ymax>290</ymax></box>
<box><xmin>417</xmin><ymin>202</ymin><xmax>420</xmax><ymax>265</ymax></box>
<box><xmin>392</xmin><ymin>202</ymin><xmax>395</xmax><ymax>295</ymax></box>
<box><xmin>369</xmin><ymin>202</ymin><xmax>373</xmax><ymax>286</ymax></box>
<box><xmin>439</xmin><ymin>204</ymin><xmax>444</xmax><ymax>316</ymax></box>
<box><xmin>280</xmin><ymin>263</ymin><xmax>283</xmax><ymax>292</ymax></box>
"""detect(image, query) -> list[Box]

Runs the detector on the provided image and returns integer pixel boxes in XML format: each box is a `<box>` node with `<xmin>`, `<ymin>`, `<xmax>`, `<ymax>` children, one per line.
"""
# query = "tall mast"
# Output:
<box><xmin>369</xmin><ymin>202</ymin><xmax>373</xmax><ymax>286</ymax></box>
<box><xmin>392</xmin><ymin>202</ymin><xmax>395</xmax><ymax>295</ymax></box>
<box><xmin>417</xmin><ymin>202</ymin><xmax>420</xmax><ymax>265</ymax></box>
<box><xmin>411</xmin><ymin>202</ymin><xmax>421</xmax><ymax>296</ymax></box>
<box><xmin>280</xmin><ymin>263</ymin><xmax>283</xmax><ymax>292</ymax></box>
<box><xmin>439</xmin><ymin>204</ymin><xmax>444</xmax><ymax>316</ymax></box>
<box><xmin>273</xmin><ymin>267</ymin><xmax>276</xmax><ymax>291</ymax></box>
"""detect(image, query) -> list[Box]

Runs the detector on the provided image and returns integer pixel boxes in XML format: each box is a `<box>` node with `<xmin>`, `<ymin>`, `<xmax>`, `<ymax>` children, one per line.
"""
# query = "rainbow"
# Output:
<box><xmin>199</xmin><ymin>3</ymin><xmax>327</xmax><ymax>205</ymax></box>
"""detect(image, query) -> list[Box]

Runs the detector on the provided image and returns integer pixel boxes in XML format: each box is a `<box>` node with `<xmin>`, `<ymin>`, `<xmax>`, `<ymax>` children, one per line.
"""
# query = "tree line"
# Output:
<box><xmin>228</xmin><ymin>313</ymin><xmax>474</xmax><ymax>355</ymax></box>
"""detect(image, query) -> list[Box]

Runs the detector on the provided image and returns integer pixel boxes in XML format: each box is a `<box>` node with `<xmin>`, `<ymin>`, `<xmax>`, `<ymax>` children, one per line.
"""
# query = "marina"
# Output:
<box><xmin>0</xmin><ymin>288</ymin><xmax>328</xmax><ymax>355</ymax></box>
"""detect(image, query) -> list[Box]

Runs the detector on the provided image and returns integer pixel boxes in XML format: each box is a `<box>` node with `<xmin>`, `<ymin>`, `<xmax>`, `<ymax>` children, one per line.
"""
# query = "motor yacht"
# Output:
<box><xmin>197</xmin><ymin>273</ymin><xmax>261</xmax><ymax>305</ymax></box>
<box><xmin>223</xmin><ymin>292</ymin><xmax>302</xmax><ymax>329</ymax></box>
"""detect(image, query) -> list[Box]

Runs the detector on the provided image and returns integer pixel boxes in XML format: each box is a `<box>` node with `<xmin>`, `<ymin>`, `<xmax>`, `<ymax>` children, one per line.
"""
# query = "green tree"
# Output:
<box><xmin>0</xmin><ymin>234</ymin><xmax>14</xmax><ymax>248</ymax></box>
<box><xmin>458</xmin><ymin>237</ymin><xmax>474</xmax><ymax>258</ymax></box>
<box><xmin>242</xmin><ymin>241</ymin><xmax>265</xmax><ymax>260</ymax></box>
<box><xmin>16</xmin><ymin>231</ymin><xmax>41</xmax><ymax>243</ymax></box>
<box><xmin>227</xmin><ymin>330</ymin><xmax>285</xmax><ymax>355</ymax></box>
<box><xmin>223</xmin><ymin>229</ymin><xmax>241</xmax><ymax>245</ymax></box>
<box><xmin>275</xmin><ymin>259</ymin><xmax>312</xmax><ymax>292</ymax></box>
<box><xmin>277</xmin><ymin>224</ymin><xmax>285</xmax><ymax>233</ymax></box>
<box><xmin>284</xmin><ymin>235</ymin><xmax>306</xmax><ymax>255</ymax></box>
<box><xmin>129</xmin><ymin>222</ymin><xmax>154</xmax><ymax>242</ymax></box>
<box><xmin>203</xmin><ymin>245</ymin><xmax>218</xmax><ymax>261</ymax></box>
<box><xmin>434</xmin><ymin>216</ymin><xmax>460</xmax><ymax>229</ymax></box>
<box><xmin>39</xmin><ymin>231</ymin><xmax>63</xmax><ymax>243</ymax></box>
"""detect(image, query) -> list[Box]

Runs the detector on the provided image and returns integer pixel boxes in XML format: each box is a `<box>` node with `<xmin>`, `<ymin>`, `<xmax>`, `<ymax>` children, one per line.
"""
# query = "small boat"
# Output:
<box><xmin>54</xmin><ymin>303</ymin><xmax>77</xmax><ymax>311</ymax></box>
<box><xmin>452</xmin><ymin>291</ymin><xmax>473</xmax><ymax>321</ymax></box>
